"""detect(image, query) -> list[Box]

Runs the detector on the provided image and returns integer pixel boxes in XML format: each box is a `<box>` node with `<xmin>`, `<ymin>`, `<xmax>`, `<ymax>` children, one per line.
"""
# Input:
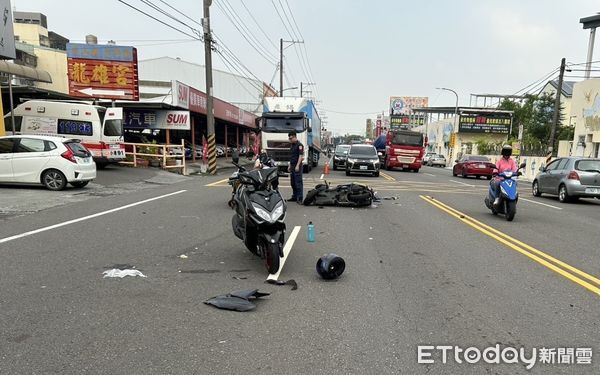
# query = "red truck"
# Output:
<box><xmin>376</xmin><ymin>130</ymin><xmax>425</xmax><ymax>173</ymax></box>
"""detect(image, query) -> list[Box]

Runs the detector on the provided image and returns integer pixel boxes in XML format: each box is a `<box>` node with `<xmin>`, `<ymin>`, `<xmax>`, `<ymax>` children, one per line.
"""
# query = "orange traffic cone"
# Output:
<box><xmin>324</xmin><ymin>161</ymin><xmax>330</xmax><ymax>175</ymax></box>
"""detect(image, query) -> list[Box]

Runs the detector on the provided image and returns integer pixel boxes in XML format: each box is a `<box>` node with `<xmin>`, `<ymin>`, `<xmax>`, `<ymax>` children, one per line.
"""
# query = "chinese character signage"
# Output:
<box><xmin>390</xmin><ymin>96</ymin><xmax>428</xmax><ymax>115</ymax></box>
<box><xmin>124</xmin><ymin>110</ymin><xmax>190</xmax><ymax>130</ymax></box>
<box><xmin>67</xmin><ymin>43</ymin><xmax>139</xmax><ymax>100</ymax></box>
<box><xmin>390</xmin><ymin>115</ymin><xmax>425</xmax><ymax>130</ymax></box>
<box><xmin>0</xmin><ymin>0</ymin><xmax>16</xmax><ymax>59</ymax></box>
<box><xmin>459</xmin><ymin>114</ymin><xmax>512</xmax><ymax>134</ymax></box>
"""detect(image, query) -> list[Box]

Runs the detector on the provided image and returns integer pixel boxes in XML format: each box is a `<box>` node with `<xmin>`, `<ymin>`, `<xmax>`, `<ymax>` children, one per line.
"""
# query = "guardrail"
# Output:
<box><xmin>119</xmin><ymin>140</ymin><xmax>187</xmax><ymax>175</ymax></box>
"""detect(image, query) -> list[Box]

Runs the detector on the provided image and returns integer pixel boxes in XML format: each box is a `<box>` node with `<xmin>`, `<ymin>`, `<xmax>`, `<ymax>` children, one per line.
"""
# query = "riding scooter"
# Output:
<box><xmin>484</xmin><ymin>162</ymin><xmax>526</xmax><ymax>221</ymax></box>
<box><xmin>230</xmin><ymin>154</ymin><xmax>287</xmax><ymax>274</ymax></box>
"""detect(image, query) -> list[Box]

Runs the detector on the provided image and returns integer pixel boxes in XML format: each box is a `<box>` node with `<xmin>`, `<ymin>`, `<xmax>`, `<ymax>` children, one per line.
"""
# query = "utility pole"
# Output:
<box><xmin>203</xmin><ymin>0</ymin><xmax>217</xmax><ymax>174</ymax></box>
<box><xmin>300</xmin><ymin>81</ymin><xmax>302</xmax><ymax>97</ymax></box>
<box><xmin>547</xmin><ymin>57</ymin><xmax>566</xmax><ymax>161</ymax></box>
<box><xmin>279</xmin><ymin>38</ymin><xmax>283</xmax><ymax>97</ymax></box>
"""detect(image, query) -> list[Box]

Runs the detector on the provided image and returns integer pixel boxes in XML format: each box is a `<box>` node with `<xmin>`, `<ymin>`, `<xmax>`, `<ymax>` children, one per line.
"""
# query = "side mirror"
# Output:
<box><xmin>455</xmin><ymin>159</ymin><xmax>459</xmax><ymax>163</ymax></box>
<box><xmin>539</xmin><ymin>166</ymin><xmax>546</xmax><ymax>172</ymax></box>
<box><xmin>232</xmin><ymin>150</ymin><xmax>240</xmax><ymax>164</ymax></box>
<box><xmin>519</xmin><ymin>162</ymin><xmax>526</xmax><ymax>169</ymax></box>
<box><xmin>378</xmin><ymin>152</ymin><xmax>383</xmax><ymax>156</ymax></box>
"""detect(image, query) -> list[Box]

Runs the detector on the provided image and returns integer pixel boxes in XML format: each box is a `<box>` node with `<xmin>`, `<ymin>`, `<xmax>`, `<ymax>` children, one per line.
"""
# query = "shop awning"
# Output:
<box><xmin>0</xmin><ymin>61</ymin><xmax>53</xmax><ymax>83</ymax></box>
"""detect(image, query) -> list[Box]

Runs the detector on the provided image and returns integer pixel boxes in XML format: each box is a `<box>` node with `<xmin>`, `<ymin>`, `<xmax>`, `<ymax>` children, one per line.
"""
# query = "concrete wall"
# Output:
<box><xmin>139</xmin><ymin>57</ymin><xmax>263</xmax><ymax>113</ymax></box>
<box><xmin>14</xmin><ymin>23</ymin><xmax>48</xmax><ymax>46</ymax></box>
<box><xmin>33</xmin><ymin>46</ymin><xmax>68</xmax><ymax>93</ymax></box>
<box><xmin>570</xmin><ymin>79</ymin><xmax>600</xmax><ymax>158</ymax></box>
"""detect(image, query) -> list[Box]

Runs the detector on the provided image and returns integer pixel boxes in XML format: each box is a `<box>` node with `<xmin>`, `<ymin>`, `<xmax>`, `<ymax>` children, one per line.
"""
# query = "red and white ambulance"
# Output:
<box><xmin>6</xmin><ymin>100</ymin><xmax>125</xmax><ymax>168</ymax></box>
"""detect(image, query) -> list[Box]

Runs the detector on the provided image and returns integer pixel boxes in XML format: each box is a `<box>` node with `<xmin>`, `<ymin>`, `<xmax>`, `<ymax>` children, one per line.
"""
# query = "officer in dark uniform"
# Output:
<box><xmin>287</xmin><ymin>131</ymin><xmax>304</xmax><ymax>204</ymax></box>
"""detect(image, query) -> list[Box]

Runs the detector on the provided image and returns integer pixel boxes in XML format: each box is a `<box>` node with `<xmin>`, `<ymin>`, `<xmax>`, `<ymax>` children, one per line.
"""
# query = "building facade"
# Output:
<box><xmin>571</xmin><ymin>78</ymin><xmax>600</xmax><ymax>158</ymax></box>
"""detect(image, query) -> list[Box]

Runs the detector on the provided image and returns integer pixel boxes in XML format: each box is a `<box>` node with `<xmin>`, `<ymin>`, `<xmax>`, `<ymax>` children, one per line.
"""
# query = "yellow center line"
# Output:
<box><xmin>420</xmin><ymin>195</ymin><xmax>600</xmax><ymax>296</ymax></box>
<box><xmin>205</xmin><ymin>178</ymin><xmax>230</xmax><ymax>187</ymax></box>
<box><xmin>380</xmin><ymin>171</ymin><xmax>395</xmax><ymax>181</ymax></box>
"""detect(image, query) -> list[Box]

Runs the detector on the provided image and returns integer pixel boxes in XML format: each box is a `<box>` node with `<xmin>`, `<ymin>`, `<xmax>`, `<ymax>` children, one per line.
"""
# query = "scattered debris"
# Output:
<box><xmin>369</xmin><ymin>237</ymin><xmax>373</xmax><ymax>240</ymax></box>
<box><xmin>318</xmin><ymin>206</ymin><xmax>324</xmax><ymax>209</ymax></box>
<box><xmin>232</xmin><ymin>276</ymin><xmax>248</xmax><ymax>280</ymax></box>
<box><xmin>104</xmin><ymin>264</ymin><xmax>136</xmax><ymax>270</ymax></box>
<box><xmin>204</xmin><ymin>289</ymin><xmax>270</xmax><ymax>312</ymax></box>
<box><xmin>179</xmin><ymin>269</ymin><xmax>219</xmax><ymax>274</ymax></box>
<box><xmin>219</xmin><ymin>340</ymin><xmax>227</xmax><ymax>344</ymax></box>
<box><xmin>103</xmin><ymin>269</ymin><xmax>146</xmax><ymax>278</ymax></box>
<box><xmin>220</xmin><ymin>262</ymin><xmax>225</xmax><ymax>264</ymax></box>
<box><xmin>179</xmin><ymin>254</ymin><xmax>188</xmax><ymax>259</ymax></box>
<box><xmin>266</xmin><ymin>279</ymin><xmax>298</xmax><ymax>290</ymax></box>
<box><xmin>382</xmin><ymin>196</ymin><xmax>399</xmax><ymax>200</ymax></box>
<box><xmin>316</xmin><ymin>254</ymin><xmax>346</xmax><ymax>280</ymax></box>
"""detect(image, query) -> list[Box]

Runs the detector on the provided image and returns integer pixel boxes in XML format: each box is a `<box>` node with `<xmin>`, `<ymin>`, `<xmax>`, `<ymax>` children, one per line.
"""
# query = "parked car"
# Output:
<box><xmin>452</xmin><ymin>155</ymin><xmax>496</xmax><ymax>179</ymax></box>
<box><xmin>423</xmin><ymin>152</ymin><xmax>437</xmax><ymax>165</ymax></box>
<box><xmin>0</xmin><ymin>135</ymin><xmax>96</xmax><ymax>190</ymax></box>
<box><xmin>345</xmin><ymin>144</ymin><xmax>380</xmax><ymax>177</ymax></box>
<box><xmin>332</xmin><ymin>144</ymin><xmax>351</xmax><ymax>170</ymax></box>
<box><xmin>427</xmin><ymin>154</ymin><xmax>447</xmax><ymax>167</ymax></box>
<box><xmin>532</xmin><ymin>157</ymin><xmax>600</xmax><ymax>203</ymax></box>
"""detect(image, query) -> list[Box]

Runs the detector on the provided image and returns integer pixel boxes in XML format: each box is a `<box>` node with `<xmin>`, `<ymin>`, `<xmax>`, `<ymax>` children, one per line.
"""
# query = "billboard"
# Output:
<box><xmin>0</xmin><ymin>0</ymin><xmax>16</xmax><ymax>59</ymax></box>
<box><xmin>390</xmin><ymin>115</ymin><xmax>425</xmax><ymax>130</ymax></box>
<box><xmin>124</xmin><ymin>110</ymin><xmax>191</xmax><ymax>130</ymax></box>
<box><xmin>171</xmin><ymin>81</ymin><xmax>257</xmax><ymax>128</ymax></box>
<box><xmin>390</xmin><ymin>96</ymin><xmax>428</xmax><ymax>115</ymax></box>
<box><xmin>67</xmin><ymin>43</ymin><xmax>139</xmax><ymax>100</ymax></box>
<box><xmin>458</xmin><ymin>114</ymin><xmax>511</xmax><ymax>134</ymax></box>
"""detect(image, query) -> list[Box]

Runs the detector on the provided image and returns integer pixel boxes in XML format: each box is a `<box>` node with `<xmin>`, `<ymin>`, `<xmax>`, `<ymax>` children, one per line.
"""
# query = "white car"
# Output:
<box><xmin>0</xmin><ymin>135</ymin><xmax>96</xmax><ymax>190</ymax></box>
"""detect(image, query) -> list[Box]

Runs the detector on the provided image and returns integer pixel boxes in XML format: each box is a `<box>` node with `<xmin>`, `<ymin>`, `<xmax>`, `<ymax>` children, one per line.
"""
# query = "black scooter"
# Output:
<box><xmin>230</xmin><ymin>154</ymin><xmax>287</xmax><ymax>274</ymax></box>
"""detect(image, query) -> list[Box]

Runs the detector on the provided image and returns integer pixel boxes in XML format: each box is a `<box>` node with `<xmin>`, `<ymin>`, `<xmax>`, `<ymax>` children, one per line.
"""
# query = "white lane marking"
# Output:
<box><xmin>520</xmin><ymin>197</ymin><xmax>563</xmax><ymax>210</ymax></box>
<box><xmin>267</xmin><ymin>225</ymin><xmax>301</xmax><ymax>281</ymax></box>
<box><xmin>320</xmin><ymin>174</ymin><xmax>324</xmax><ymax>180</ymax></box>
<box><xmin>0</xmin><ymin>190</ymin><xmax>187</xmax><ymax>244</ymax></box>
<box><xmin>424</xmin><ymin>173</ymin><xmax>436</xmax><ymax>177</ymax></box>
<box><xmin>449</xmin><ymin>180</ymin><xmax>475</xmax><ymax>187</ymax></box>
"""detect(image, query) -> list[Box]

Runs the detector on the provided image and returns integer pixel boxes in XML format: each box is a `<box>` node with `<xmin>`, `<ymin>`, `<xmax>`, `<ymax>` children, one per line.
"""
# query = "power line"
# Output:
<box><xmin>214</xmin><ymin>0</ymin><xmax>277</xmax><ymax>64</ymax></box>
<box><xmin>139</xmin><ymin>0</ymin><xmax>202</xmax><ymax>37</ymax></box>
<box><xmin>321</xmin><ymin>108</ymin><xmax>384</xmax><ymax>115</ymax></box>
<box><xmin>117</xmin><ymin>0</ymin><xmax>202</xmax><ymax>40</ymax></box>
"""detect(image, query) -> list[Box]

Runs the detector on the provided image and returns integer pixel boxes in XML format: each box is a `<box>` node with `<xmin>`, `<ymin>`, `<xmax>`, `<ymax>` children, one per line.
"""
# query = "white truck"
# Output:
<box><xmin>260</xmin><ymin>97</ymin><xmax>322</xmax><ymax>172</ymax></box>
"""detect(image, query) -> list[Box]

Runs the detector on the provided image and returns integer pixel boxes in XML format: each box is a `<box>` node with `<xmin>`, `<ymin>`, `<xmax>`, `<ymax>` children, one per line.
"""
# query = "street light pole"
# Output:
<box><xmin>436</xmin><ymin>87</ymin><xmax>459</xmax><ymax>165</ymax></box>
<box><xmin>279</xmin><ymin>39</ymin><xmax>303</xmax><ymax>97</ymax></box>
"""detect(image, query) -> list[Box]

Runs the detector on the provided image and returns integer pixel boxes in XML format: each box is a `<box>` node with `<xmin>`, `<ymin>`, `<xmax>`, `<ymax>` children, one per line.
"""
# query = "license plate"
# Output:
<box><xmin>359</xmin><ymin>165</ymin><xmax>367</xmax><ymax>170</ymax></box>
<box><xmin>402</xmin><ymin>164</ymin><xmax>409</xmax><ymax>168</ymax></box>
<box><xmin>110</xmin><ymin>144</ymin><xmax>121</xmax><ymax>149</ymax></box>
<box><xmin>585</xmin><ymin>188</ymin><xmax>600</xmax><ymax>194</ymax></box>
<box><xmin>477</xmin><ymin>164</ymin><xmax>486</xmax><ymax>168</ymax></box>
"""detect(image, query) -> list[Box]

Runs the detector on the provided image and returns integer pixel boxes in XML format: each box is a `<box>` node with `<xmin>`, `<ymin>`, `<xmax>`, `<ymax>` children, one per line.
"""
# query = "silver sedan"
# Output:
<box><xmin>532</xmin><ymin>157</ymin><xmax>600</xmax><ymax>203</ymax></box>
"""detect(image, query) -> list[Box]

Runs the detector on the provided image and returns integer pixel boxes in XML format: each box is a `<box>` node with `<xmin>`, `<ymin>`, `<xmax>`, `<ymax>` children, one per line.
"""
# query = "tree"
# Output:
<box><xmin>498</xmin><ymin>92</ymin><xmax>568</xmax><ymax>155</ymax></box>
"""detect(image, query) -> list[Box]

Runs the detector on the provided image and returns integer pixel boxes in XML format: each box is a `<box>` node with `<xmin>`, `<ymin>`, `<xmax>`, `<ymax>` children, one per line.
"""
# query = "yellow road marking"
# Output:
<box><xmin>420</xmin><ymin>195</ymin><xmax>600</xmax><ymax>296</ymax></box>
<box><xmin>380</xmin><ymin>171</ymin><xmax>395</xmax><ymax>181</ymax></box>
<box><xmin>205</xmin><ymin>178</ymin><xmax>229</xmax><ymax>187</ymax></box>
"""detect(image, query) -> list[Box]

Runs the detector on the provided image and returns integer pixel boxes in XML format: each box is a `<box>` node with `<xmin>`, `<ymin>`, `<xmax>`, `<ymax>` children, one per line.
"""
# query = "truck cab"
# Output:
<box><xmin>382</xmin><ymin>130</ymin><xmax>425</xmax><ymax>173</ymax></box>
<box><xmin>260</xmin><ymin>97</ymin><xmax>322</xmax><ymax>172</ymax></box>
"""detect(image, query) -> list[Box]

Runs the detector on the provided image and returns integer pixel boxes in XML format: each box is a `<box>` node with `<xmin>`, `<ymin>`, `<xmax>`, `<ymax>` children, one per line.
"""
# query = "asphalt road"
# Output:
<box><xmin>0</xmin><ymin>164</ymin><xmax>598</xmax><ymax>374</ymax></box>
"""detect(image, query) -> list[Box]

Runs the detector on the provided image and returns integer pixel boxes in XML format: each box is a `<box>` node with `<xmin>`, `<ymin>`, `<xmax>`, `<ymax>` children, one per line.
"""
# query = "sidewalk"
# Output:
<box><xmin>187</xmin><ymin>157</ymin><xmax>255</xmax><ymax>175</ymax></box>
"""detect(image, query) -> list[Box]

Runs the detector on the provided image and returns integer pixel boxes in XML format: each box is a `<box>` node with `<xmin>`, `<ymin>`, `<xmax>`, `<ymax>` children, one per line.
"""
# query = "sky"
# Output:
<box><xmin>12</xmin><ymin>0</ymin><xmax>600</xmax><ymax>135</ymax></box>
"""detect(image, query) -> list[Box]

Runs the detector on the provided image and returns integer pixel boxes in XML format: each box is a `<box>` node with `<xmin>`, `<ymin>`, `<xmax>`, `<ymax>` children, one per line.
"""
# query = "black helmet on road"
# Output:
<box><xmin>501</xmin><ymin>144</ymin><xmax>512</xmax><ymax>157</ymax></box>
<box><xmin>316</xmin><ymin>254</ymin><xmax>346</xmax><ymax>280</ymax></box>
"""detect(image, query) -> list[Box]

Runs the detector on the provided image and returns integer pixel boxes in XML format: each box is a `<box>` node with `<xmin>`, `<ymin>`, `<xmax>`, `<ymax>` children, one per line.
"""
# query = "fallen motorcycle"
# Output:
<box><xmin>303</xmin><ymin>180</ymin><xmax>374</xmax><ymax>207</ymax></box>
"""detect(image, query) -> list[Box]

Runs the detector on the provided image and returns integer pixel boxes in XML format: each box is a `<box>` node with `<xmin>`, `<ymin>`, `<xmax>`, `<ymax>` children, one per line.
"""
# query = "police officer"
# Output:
<box><xmin>287</xmin><ymin>131</ymin><xmax>304</xmax><ymax>204</ymax></box>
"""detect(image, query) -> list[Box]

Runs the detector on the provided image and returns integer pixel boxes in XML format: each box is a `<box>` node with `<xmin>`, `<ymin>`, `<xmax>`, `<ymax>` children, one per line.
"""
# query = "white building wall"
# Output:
<box><xmin>571</xmin><ymin>79</ymin><xmax>600</xmax><ymax>158</ymax></box>
<box><xmin>138</xmin><ymin>57</ymin><xmax>263</xmax><ymax>113</ymax></box>
<box><xmin>539</xmin><ymin>83</ymin><xmax>572</xmax><ymax>128</ymax></box>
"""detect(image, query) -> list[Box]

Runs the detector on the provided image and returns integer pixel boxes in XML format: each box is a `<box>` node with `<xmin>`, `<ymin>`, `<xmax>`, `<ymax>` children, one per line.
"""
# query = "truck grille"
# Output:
<box><xmin>267</xmin><ymin>149</ymin><xmax>291</xmax><ymax>161</ymax></box>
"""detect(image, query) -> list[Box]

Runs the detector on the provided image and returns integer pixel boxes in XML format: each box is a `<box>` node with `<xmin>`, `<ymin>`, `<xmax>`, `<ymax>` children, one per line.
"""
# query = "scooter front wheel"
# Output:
<box><xmin>264</xmin><ymin>242</ymin><xmax>281</xmax><ymax>274</ymax></box>
<box><xmin>505</xmin><ymin>200</ymin><xmax>517</xmax><ymax>221</ymax></box>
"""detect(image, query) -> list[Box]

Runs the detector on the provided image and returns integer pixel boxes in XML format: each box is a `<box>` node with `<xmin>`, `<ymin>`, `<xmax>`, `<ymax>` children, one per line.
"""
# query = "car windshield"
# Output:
<box><xmin>349</xmin><ymin>146</ymin><xmax>377</xmax><ymax>157</ymax></box>
<box><xmin>335</xmin><ymin>145</ymin><xmax>350</xmax><ymax>155</ymax></box>
<box><xmin>467</xmin><ymin>156</ymin><xmax>490</xmax><ymax>162</ymax></box>
<box><xmin>392</xmin><ymin>132</ymin><xmax>423</xmax><ymax>146</ymax></box>
<box><xmin>576</xmin><ymin>159</ymin><xmax>600</xmax><ymax>173</ymax></box>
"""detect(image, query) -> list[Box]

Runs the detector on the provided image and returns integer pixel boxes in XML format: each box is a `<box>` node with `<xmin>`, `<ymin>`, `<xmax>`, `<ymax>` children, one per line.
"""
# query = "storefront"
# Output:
<box><xmin>108</xmin><ymin>80</ymin><xmax>258</xmax><ymax>162</ymax></box>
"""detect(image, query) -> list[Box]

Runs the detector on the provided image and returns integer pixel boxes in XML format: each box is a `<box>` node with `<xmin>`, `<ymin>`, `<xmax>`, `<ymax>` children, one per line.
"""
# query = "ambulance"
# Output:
<box><xmin>5</xmin><ymin>100</ymin><xmax>125</xmax><ymax>168</ymax></box>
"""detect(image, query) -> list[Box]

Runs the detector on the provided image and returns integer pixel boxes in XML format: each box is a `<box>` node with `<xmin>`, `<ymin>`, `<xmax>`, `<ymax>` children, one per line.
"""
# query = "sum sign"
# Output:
<box><xmin>167</xmin><ymin>113</ymin><xmax>188</xmax><ymax>124</ymax></box>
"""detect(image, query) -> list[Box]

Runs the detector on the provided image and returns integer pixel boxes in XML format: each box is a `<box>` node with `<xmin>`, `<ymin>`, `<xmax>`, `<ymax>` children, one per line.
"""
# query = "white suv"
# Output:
<box><xmin>0</xmin><ymin>135</ymin><xmax>96</xmax><ymax>190</ymax></box>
